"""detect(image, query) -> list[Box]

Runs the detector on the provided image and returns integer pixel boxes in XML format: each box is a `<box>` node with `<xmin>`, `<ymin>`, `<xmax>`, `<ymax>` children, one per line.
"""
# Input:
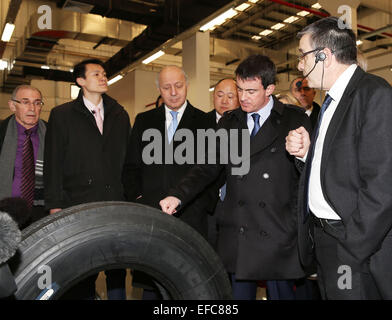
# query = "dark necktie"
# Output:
<box><xmin>21</xmin><ymin>129</ymin><xmax>35</xmax><ymax>208</ymax></box>
<box><xmin>303</xmin><ymin>94</ymin><xmax>333</xmax><ymax>220</ymax></box>
<box><xmin>251</xmin><ymin>113</ymin><xmax>261</xmax><ymax>137</ymax></box>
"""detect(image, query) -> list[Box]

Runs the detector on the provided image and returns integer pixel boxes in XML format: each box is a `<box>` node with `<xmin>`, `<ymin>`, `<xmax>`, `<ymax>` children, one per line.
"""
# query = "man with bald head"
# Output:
<box><xmin>290</xmin><ymin>77</ymin><xmax>320</xmax><ymax>128</ymax></box>
<box><xmin>208</xmin><ymin>78</ymin><xmax>240</xmax><ymax>123</ymax></box>
<box><xmin>124</xmin><ymin>65</ymin><xmax>212</xmax><ymax>234</ymax></box>
<box><xmin>123</xmin><ymin>65</ymin><xmax>214</xmax><ymax>298</ymax></box>
<box><xmin>0</xmin><ymin>85</ymin><xmax>47</xmax><ymax>226</ymax></box>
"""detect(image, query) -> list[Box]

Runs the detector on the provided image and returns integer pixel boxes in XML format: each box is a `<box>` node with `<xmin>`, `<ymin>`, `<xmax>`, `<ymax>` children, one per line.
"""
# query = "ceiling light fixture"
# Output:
<box><xmin>311</xmin><ymin>3</ymin><xmax>322</xmax><ymax>9</ymax></box>
<box><xmin>108</xmin><ymin>74</ymin><xmax>123</xmax><ymax>85</ymax></box>
<box><xmin>356</xmin><ymin>40</ymin><xmax>363</xmax><ymax>46</ymax></box>
<box><xmin>142</xmin><ymin>50</ymin><xmax>165</xmax><ymax>64</ymax></box>
<box><xmin>259</xmin><ymin>29</ymin><xmax>273</xmax><ymax>36</ymax></box>
<box><xmin>252</xmin><ymin>35</ymin><xmax>261</xmax><ymax>40</ymax></box>
<box><xmin>248</xmin><ymin>0</ymin><xmax>260</xmax><ymax>3</ymax></box>
<box><xmin>271</xmin><ymin>23</ymin><xmax>285</xmax><ymax>30</ymax></box>
<box><xmin>284</xmin><ymin>16</ymin><xmax>299</xmax><ymax>24</ymax></box>
<box><xmin>41</xmin><ymin>65</ymin><xmax>50</xmax><ymax>69</ymax></box>
<box><xmin>1</xmin><ymin>23</ymin><xmax>15</xmax><ymax>42</ymax></box>
<box><xmin>297</xmin><ymin>10</ymin><xmax>310</xmax><ymax>17</ymax></box>
<box><xmin>235</xmin><ymin>3</ymin><xmax>250</xmax><ymax>11</ymax></box>
<box><xmin>200</xmin><ymin>8</ymin><xmax>238</xmax><ymax>31</ymax></box>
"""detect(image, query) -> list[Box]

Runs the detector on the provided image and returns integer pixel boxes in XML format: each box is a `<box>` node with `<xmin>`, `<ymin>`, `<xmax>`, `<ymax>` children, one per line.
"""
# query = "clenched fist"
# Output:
<box><xmin>285</xmin><ymin>126</ymin><xmax>310</xmax><ymax>158</ymax></box>
<box><xmin>160</xmin><ymin>196</ymin><xmax>181</xmax><ymax>215</ymax></box>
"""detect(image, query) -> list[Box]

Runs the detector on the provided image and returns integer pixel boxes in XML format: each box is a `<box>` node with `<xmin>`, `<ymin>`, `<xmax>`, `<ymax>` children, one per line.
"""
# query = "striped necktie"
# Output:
<box><xmin>21</xmin><ymin>129</ymin><xmax>35</xmax><ymax>208</ymax></box>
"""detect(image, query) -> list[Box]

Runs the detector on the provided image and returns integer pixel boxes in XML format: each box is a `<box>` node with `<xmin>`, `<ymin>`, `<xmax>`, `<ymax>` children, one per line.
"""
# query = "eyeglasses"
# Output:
<box><xmin>294</xmin><ymin>86</ymin><xmax>312</xmax><ymax>92</ymax></box>
<box><xmin>12</xmin><ymin>99</ymin><xmax>44</xmax><ymax>108</ymax></box>
<box><xmin>297</xmin><ymin>47</ymin><xmax>324</xmax><ymax>61</ymax></box>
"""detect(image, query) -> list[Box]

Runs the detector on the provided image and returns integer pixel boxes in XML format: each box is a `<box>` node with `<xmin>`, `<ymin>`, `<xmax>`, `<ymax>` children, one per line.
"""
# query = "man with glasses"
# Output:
<box><xmin>290</xmin><ymin>78</ymin><xmax>320</xmax><ymax>129</ymax></box>
<box><xmin>0</xmin><ymin>85</ymin><xmax>47</xmax><ymax>226</ymax></box>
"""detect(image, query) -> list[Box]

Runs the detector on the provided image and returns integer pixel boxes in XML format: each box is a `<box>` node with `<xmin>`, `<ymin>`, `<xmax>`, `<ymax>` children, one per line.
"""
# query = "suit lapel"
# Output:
<box><xmin>176</xmin><ymin>101</ymin><xmax>194</xmax><ymax>131</ymax></box>
<box><xmin>154</xmin><ymin>105</ymin><xmax>166</xmax><ymax>137</ymax></box>
<box><xmin>249</xmin><ymin>97</ymin><xmax>282</xmax><ymax>157</ymax></box>
<box><xmin>72</xmin><ymin>92</ymin><xmax>98</xmax><ymax>131</ymax></box>
<box><xmin>320</xmin><ymin>67</ymin><xmax>365</xmax><ymax>176</ymax></box>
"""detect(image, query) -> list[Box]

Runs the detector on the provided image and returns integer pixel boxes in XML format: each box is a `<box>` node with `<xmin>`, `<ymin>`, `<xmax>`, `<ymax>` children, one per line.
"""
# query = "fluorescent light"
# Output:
<box><xmin>41</xmin><ymin>65</ymin><xmax>50</xmax><ymax>69</ymax></box>
<box><xmin>311</xmin><ymin>3</ymin><xmax>322</xmax><ymax>9</ymax></box>
<box><xmin>252</xmin><ymin>35</ymin><xmax>261</xmax><ymax>40</ymax></box>
<box><xmin>1</xmin><ymin>23</ymin><xmax>15</xmax><ymax>42</ymax></box>
<box><xmin>248</xmin><ymin>0</ymin><xmax>260</xmax><ymax>3</ymax></box>
<box><xmin>297</xmin><ymin>10</ymin><xmax>310</xmax><ymax>17</ymax></box>
<box><xmin>271</xmin><ymin>23</ymin><xmax>285</xmax><ymax>30</ymax></box>
<box><xmin>284</xmin><ymin>16</ymin><xmax>299</xmax><ymax>24</ymax></box>
<box><xmin>69</xmin><ymin>68</ymin><xmax>74</xmax><ymax>72</ymax></box>
<box><xmin>142</xmin><ymin>50</ymin><xmax>165</xmax><ymax>64</ymax></box>
<box><xmin>235</xmin><ymin>3</ymin><xmax>250</xmax><ymax>11</ymax></box>
<box><xmin>200</xmin><ymin>8</ymin><xmax>238</xmax><ymax>31</ymax></box>
<box><xmin>356</xmin><ymin>40</ymin><xmax>363</xmax><ymax>46</ymax></box>
<box><xmin>259</xmin><ymin>29</ymin><xmax>273</xmax><ymax>36</ymax></box>
<box><xmin>107</xmin><ymin>74</ymin><xmax>123</xmax><ymax>85</ymax></box>
<box><xmin>0</xmin><ymin>59</ymin><xmax>7</xmax><ymax>70</ymax></box>
<box><xmin>209</xmin><ymin>87</ymin><xmax>214</xmax><ymax>92</ymax></box>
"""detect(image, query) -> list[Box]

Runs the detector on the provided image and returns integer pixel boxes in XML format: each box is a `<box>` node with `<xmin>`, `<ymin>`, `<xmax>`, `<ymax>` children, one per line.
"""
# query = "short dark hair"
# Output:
<box><xmin>73</xmin><ymin>59</ymin><xmax>106</xmax><ymax>88</ymax></box>
<box><xmin>235</xmin><ymin>55</ymin><xmax>276</xmax><ymax>89</ymax></box>
<box><xmin>297</xmin><ymin>16</ymin><xmax>357</xmax><ymax>65</ymax></box>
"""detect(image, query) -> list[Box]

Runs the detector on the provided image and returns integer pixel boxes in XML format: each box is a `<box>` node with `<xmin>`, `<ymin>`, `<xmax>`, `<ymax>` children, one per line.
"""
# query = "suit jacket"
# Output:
<box><xmin>169</xmin><ymin>97</ymin><xmax>311</xmax><ymax>280</ymax></box>
<box><xmin>308</xmin><ymin>101</ymin><xmax>320</xmax><ymax>129</ymax></box>
<box><xmin>44</xmin><ymin>91</ymin><xmax>131</xmax><ymax>209</ymax></box>
<box><xmin>297</xmin><ymin>67</ymin><xmax>392</xmax><ymax>296</ymax></box>
<box><xmin>122</xmin><ymin>102</ymin><xmax>215</xmax><ymax>238</ymax></box>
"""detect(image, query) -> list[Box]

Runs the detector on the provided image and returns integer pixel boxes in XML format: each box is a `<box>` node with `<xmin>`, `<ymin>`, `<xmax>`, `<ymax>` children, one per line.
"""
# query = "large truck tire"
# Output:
<box><xmin>11</xmin><ymin>202</ymin><xmax>232</xmax><ymax>300</ymax></box>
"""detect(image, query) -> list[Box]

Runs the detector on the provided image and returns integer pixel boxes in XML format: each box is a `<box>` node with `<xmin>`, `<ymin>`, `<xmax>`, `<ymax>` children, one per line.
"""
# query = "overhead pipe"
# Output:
<box><xmin>267</xmin><ymin>0</ymin><xmax>392</xmax><ymax>38</ymax></box>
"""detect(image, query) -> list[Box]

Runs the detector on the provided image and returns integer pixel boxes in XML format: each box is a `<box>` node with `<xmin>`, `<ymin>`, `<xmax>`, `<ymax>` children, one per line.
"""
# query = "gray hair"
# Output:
<box><xmin>297</xmin><ymin>16</ymin><xmax>357</xmax><ymax>65</ymax></box>
<box><xmin>11</xmin><ymin>85</ymin><xmax>42</xmax><ymax>100</ymax></box>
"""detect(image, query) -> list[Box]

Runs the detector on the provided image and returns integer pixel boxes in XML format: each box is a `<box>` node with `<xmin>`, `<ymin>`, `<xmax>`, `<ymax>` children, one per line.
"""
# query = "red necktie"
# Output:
<box><xmin>21</xmin><ymin>129</ymin><xmax>35</xmax><ymax>208</ymax></box>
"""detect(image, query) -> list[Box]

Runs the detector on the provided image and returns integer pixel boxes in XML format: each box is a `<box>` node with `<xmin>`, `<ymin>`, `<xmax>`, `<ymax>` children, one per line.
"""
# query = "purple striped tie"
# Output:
<box><xmin>21</xmin><ymin>129</ymin><xmax>35</xmax><ymax>208</ymax></box>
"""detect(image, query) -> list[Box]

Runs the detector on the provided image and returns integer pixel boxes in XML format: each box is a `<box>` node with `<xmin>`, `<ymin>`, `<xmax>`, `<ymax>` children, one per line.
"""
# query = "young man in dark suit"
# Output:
<box><xmin>160</xmin><ymin>55</ymin><xmax>311</xmax><ymax>300</ymax></box>
<box><xmin>290</xmin><ymin>77</ymin><xmax>320</xmax><ymax>129</ymax></box>
<box><xmin>44</xmin><ymin>59</ymin><xmax>131</xmax><ymax>299</ymax></box>
<box><xmin>286</xmin><ymin>16</ymin><xmax>392</xmax><ymax>299</ymax></box>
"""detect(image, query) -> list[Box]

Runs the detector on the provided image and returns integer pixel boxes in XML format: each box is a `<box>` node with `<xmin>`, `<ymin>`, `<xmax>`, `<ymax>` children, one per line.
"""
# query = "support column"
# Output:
<box><xmin>319</xmin><ymin>0</ymin><xmax>360</xmax><ymax>34</ymax></box>
<box><xmin>182</xmin><ymin>31</ymin><xmax>210</xmax><ymax>111</ymax></box>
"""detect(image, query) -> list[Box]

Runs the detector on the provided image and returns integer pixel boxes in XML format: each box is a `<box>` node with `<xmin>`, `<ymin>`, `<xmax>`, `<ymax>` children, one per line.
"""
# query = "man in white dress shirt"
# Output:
<box><xmin>286</xmin><ymin>17</ymin><xmax>392</xmax><ymax>299</ymax></box>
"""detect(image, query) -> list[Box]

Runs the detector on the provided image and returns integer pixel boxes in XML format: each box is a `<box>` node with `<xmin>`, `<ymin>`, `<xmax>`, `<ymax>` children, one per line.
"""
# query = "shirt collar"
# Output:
<box><xmin>83</xmin><ymin>95</ymin><xmax>104</xmax><ymax>111</ymax></box>
<box><xmin>164</xmin><ymin>100</ymin><xmax>187</xmax><ymax>117</ymax></box>
<box><xmin>216</xmin><ymin>111</ymin><xmax>222</xmax><ymax>123</ymax></box>
<box><xmin>16</xmin><ymin>120</ymin><xmax>39</xmax><ymax>135</ymax></box>
<box><xmin>247</xmin><ymin>95</ymin><xmax>274</xmax><ymax>121</ymax></box>
<box><xmin>327</xmin><ymin>64</ymin><xmax>357</xmax><ymax>103</ymax></box>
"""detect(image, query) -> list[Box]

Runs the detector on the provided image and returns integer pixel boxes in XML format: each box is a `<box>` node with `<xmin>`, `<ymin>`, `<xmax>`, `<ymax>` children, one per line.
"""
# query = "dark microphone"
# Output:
<box><xmin>91</xmin><ymin>109</ymin><xmax>96</xmax><ymax>115</ymax></box>
<box><xmin>296</xmin><ymin>61</ymin><xmax>319</xmax><ymax>89</ymax></box>
<box><xmin>0</xmin><ymin>211</ymin><xmax>22</xmax><ymax>264</ymax></box>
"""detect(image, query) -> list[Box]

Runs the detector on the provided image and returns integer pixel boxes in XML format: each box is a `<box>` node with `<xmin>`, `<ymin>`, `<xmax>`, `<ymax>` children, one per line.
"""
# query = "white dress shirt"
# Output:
<box><xmin>165</xmin><ymin>101</ymin><xmax>187</xmax><ymax>130</ymax></box>
<box><xmin>83</xmin><ymin>96</ymin><xmax>104</xmax><ymax>120</ymax></box>
<box><xmin>216</xmin><ymin>111</ymin><xmax>222</xmax><ymax>123</ymax></box>
<box><xmin>246</xmin><ymin>96</ymin><xmax>274</xmax><ymax>134</ymax></box>
<box><xmin>309</xmin><ymin>64</ymin><xmax>358</xmax><ymax>220</ymax></box>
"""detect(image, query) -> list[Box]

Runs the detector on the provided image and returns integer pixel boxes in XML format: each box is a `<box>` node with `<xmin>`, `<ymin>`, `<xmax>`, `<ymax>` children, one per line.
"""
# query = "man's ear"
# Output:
<box><xmin>266</xmin><ymin>84</ymin><xmax>275</xmax><ymax>96</ymax></box>
<box><xmin>8</xmin><ymin>100</ymin><xmax>16</xmax><ymax>112</ymax></box>
<box><xmin>75</xmin><ymin>77</ymin><xmax>85</xmax><ymax>88</ymax></box>
<box><xmin>322</xmin><ymin>48</ymin><xmax>334</xmax><ymax>67</ymax></box>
